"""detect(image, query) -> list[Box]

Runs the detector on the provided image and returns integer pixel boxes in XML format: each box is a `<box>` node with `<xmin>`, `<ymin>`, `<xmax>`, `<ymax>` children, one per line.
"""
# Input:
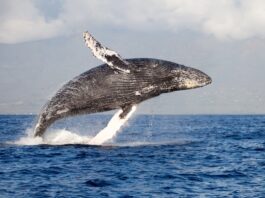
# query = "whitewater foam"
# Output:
<box><xmin>13</xmin><ymin>128</ymin><xmax>92</xmax><ymax>145</ymax></box>
<box><xmin>13</xmin><ymin>106</ymin><xmax>137</xmax><ymax>146</ymax></box>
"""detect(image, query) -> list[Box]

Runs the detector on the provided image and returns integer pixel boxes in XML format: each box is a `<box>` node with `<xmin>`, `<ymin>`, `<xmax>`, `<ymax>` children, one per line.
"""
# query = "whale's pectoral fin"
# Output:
<box><xmin>119</xmin><ymin>105</ymin><xmax>133</xmax><ymax>119</ymax></box>
<box><xmin>83</xmin><ymin>31</ymin><xmax>132</xmax><ymax>73</ymax></box>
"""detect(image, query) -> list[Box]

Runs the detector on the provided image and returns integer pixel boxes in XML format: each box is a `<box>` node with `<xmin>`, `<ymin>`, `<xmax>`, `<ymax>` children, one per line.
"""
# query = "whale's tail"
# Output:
<box><xmin>34</xmin><ymin>114</ymin><xmax>54</xmax><ymax>137</ymax></box>
<box><xmin>34</xmin><ymin>106</ymin><xmax>63</xmax><ymax>137</ymax></box>
<box><xmin>34</xmin><ymin>123</ymin><xmax>46</xmax><ymax>137</ymax></box>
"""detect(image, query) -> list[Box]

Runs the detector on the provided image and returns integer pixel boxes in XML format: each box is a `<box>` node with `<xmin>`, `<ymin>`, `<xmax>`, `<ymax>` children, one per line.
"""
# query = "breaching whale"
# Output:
<box><xmin>34</xmin><ymin>32</ymin><xmax>212</xmax><ymax>137</ymax></box>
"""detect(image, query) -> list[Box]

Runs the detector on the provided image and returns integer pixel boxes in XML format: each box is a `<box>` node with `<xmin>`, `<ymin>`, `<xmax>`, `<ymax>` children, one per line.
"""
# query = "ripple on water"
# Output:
<box><xmin>84</xmin><ymin>179</ymin><xmax>112</xmax><ymax>187</ymax></box>
<box><xmin>0</xmin><ymin>115</ymin><xmax>265</xmax><ymax>197</ymax></box>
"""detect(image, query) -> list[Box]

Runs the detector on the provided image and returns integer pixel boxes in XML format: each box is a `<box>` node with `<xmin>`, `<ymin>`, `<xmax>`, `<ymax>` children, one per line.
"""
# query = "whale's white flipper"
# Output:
<box><xmin>89</xmin><ymin>105</ymin><xmax>137</xmax><ymax>145</ymax></box>
<box><xmin>83</xmin><ymin>31</ymin><xmax>131</xmax><ymax>73</ymax></box>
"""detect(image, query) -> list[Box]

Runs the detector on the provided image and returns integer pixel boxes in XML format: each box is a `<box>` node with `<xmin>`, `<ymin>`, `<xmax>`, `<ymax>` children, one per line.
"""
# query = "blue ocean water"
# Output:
<box><xmin>0</xmin><ymin>114</ymin><xmax>265</xmax><ymax>197</ymax></box>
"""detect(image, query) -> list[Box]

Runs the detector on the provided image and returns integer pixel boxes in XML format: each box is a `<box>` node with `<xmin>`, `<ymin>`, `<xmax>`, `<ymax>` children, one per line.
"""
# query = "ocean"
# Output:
<box><xmin>0</xmin><ymin>114</ymin><xmax>264</xmax><ymax>197</ymax></box>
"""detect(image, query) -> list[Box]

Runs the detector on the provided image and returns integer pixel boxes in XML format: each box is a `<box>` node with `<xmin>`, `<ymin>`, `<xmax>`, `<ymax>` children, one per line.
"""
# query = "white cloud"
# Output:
<box><xmin>1</xmin><ymin>0</ymin><xmax>265</xmax><ymax>43</ymax></box>
<box><xmin>0</xmin><ymin>0</ymin><xmax>64</xmax><ymax>43</ymax></box>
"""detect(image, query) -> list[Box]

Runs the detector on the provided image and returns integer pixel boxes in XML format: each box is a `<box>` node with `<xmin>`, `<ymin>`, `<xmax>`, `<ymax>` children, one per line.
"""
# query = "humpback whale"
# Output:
<box><xmin>34</xmin><ymin>32</ymin><xmax>212</xmax><ymax>137</ymax></box>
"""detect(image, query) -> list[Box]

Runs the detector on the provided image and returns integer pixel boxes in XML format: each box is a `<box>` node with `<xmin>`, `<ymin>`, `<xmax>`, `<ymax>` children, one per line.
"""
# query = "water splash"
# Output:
<box><xmin>12</xmin><ymin>106</ymin><xmax>137</xmax><ymax>146</ymax></box>
<box><xmin>13</xmin><ymin>128</ymin><xmax>92</xmax><ymax>145</ymax></box>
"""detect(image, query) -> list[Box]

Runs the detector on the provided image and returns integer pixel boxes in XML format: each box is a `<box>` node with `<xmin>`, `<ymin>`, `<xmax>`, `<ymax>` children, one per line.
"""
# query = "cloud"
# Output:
<box><xmin>0</xmin><ymin>0</ymin><xmax>64</xmax><ymax>43</ymax></box>
<box><xmin>1</xmin><ymin>0</ymin><xmax>265</xmax><ymax>44</ymax></box>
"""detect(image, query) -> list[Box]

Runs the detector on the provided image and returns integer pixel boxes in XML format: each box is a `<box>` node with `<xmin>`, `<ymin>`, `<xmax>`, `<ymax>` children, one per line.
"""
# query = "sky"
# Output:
<box><xmin>0</xmin><ymin>0</ymin><xmax>265</xmax><ymax>114</ymax></box>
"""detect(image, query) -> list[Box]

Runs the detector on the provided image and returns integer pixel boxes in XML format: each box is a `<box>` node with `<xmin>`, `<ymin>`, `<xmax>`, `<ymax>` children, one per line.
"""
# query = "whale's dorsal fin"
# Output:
<box><xmin>83</xmin><ymin>31</ymin><xmax>132</xmax><ymax>73</ymax></box>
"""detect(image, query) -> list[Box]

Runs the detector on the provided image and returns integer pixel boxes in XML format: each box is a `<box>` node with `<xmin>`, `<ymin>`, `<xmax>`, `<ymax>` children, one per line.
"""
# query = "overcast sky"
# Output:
<box><xmin>0</xmin><ymin>0</ymin><xmax>265</xmax><ymax>114</ymax></box>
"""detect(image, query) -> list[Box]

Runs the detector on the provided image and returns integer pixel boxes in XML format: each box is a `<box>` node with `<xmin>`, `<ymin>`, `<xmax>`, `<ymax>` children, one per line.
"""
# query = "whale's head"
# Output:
<box><xmin>143</xmin><ymin>59</ymin><xmax>212</xmax><ymax>93</ymax></box>
<box><xmin>170</xmin><ymin>66</ymin><xmax>212</xmax><ymax>90</ymax></box>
